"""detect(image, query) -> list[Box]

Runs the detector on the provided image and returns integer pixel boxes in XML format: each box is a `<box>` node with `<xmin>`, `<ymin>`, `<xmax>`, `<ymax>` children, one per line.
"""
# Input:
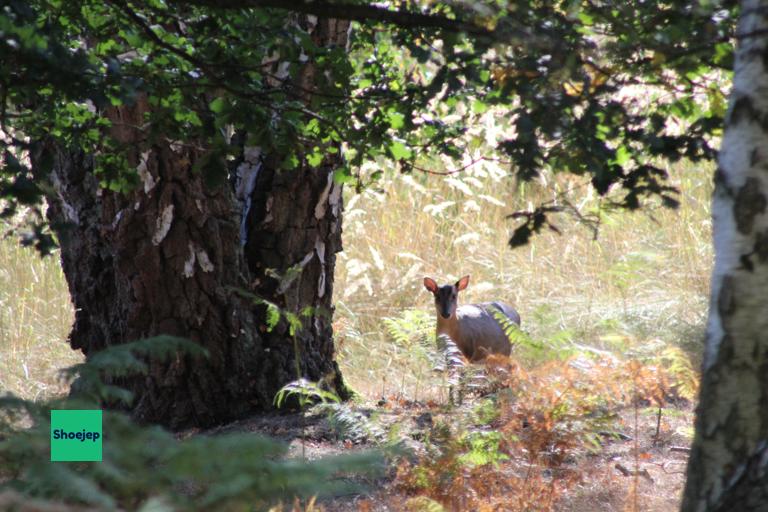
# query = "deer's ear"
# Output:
<box><xmin>456</xmin><ymin>275</ymin><xmax>470</xmax><ymax>291</ymax></box>
<box><xmin>423</xmin><ymin>277</ymin><xmax>438</xmax><ymax>294</ymax></box>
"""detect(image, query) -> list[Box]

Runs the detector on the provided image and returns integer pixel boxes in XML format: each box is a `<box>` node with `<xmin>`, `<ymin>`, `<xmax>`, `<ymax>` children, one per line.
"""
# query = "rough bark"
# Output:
<box><xmin>41</xmin><ymin>17</ymin><xmax>350</xmax><ymax>430</ymax></box>
<box><xmin>682</xmin><ymin>2</ymin><xmax>768</xmax><ymax>510</ymax></box>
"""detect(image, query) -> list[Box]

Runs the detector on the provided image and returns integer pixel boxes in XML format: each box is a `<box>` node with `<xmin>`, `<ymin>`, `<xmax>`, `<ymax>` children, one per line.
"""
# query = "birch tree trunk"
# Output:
<box><xmin>682</xmin><ymin>2</ymin><xmax>768</xmax><ymax>509</ymax></box>
<box><xmin>41</xmin><ymin>16</ymin><xmax>350</xmax><ymax>430</ymax></box>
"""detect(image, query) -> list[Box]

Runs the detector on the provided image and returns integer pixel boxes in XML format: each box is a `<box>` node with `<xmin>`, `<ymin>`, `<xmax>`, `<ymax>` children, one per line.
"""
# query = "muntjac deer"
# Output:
<box><xmin>423</xmin><ymin>275</ymin><xmax>520</xmax><ymax>362</ymax></box>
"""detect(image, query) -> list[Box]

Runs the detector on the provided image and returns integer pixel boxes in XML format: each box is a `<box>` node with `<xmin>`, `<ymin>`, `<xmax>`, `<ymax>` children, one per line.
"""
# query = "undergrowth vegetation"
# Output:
<box><xmin>0</xmin><ymin>338</ymin><xmax>382</xmax><ymax>511</ymax></box>
<box><xmin>333</xmin><ymin>158</ymin><xmax>710</xmax><ymax>510</ymax></box>
<box><xmin>389</xmin><ymin>348</ymin><xmax>697</xmax><ymax>511</ymax></box>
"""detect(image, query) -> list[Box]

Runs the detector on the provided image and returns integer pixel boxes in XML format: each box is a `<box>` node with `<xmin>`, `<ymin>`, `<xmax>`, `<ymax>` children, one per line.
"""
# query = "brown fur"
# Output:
<box><xmin>424</xmin><ymin>276</ymin><xmax>521</xmax><ymax>362</ymax></box>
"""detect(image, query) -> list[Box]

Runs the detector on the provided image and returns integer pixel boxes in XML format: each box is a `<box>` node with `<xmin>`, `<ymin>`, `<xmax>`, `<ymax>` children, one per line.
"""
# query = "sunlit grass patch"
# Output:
<box><xmin>0</xmin><ymin>236</ymin><xmax>78</xmax><ymax>400</ymax></box>
<box><xmin>335</xmin><ymin>159</ymin><xmax>712</xmax><ymax>401</ymax></box>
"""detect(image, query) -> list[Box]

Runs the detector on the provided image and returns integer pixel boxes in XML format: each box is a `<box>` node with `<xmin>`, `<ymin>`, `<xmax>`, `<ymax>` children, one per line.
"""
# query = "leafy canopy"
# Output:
<box><xmin>0</xmin><ymin>0</ymin><xmax>735</xmax><ymax>250</ymax></box>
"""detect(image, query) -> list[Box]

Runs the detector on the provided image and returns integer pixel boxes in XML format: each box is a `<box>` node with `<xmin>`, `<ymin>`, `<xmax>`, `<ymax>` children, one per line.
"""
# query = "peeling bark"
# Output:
<box><xmin>682</xmin><ymin>2</ymin><xmax>768</xmax><ymax>510</ymax></box>
<box><xmin>40</xmin><ymin>16</ymin><xmax>350</xmax><ymax>430</ymax></box>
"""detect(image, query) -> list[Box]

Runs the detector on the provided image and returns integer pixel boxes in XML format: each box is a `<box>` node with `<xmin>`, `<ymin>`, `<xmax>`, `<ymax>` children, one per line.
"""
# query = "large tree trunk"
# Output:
<box><xmin>681</xmin><ymin>2</ymin><xmax>768</xmax><ymax>510</ymax></box>
<box><xmin>41</xmin><ymin>17</ymin><xmax>350</xmax><ymax>430</ymax></box>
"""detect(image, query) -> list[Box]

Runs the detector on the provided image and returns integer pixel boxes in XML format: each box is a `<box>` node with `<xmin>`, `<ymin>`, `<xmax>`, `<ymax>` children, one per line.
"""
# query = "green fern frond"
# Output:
<box><xmin>0</xmin><ymin>347</ymin><xmax>382</xmax><ymax>511</ymax></box>
<box><xmin>382</xmin><ymin>309</ymin><xmax>434</xmax><ymax>349</ymax></box>
<box><xmin>489</xmin><ymin>309</ymin><xmax>547</xmax><ymax>356</ymax></box>
<box><xmin>311</xmin><ymin>402</ymin><xmax>386</xmax><ymax>444</ymax></box>
<box><xmin>274</xmin><ymin>378</ymin><xmax>341</xmax><ymax>408</ymax></box>
<box><xmin>660</xmin><ymin>346</ymin><xmax>700</xmax><ymax>401</ymax></box>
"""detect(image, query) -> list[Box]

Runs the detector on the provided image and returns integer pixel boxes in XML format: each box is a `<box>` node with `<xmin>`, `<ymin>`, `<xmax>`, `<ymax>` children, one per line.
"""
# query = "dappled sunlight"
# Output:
<box><xmin>336</xmin><ymin>161</ymin><xmax>712</xmax><ymax>403</ymax></box>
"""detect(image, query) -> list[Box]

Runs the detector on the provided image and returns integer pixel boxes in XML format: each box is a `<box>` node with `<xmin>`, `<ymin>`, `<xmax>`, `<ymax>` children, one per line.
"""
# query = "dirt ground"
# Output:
<box><xmin>188</xmin><ymin>396</ymin><xmax>694</xmax><ymax>512</ymax></box>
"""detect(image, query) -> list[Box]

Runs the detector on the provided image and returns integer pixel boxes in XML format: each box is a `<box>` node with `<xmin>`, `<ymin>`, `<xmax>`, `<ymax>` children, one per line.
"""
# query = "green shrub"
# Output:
<box><xmin>0</xmin><ymin>337</ymin><xmax>382</xmax><ymax>510</ymax></box>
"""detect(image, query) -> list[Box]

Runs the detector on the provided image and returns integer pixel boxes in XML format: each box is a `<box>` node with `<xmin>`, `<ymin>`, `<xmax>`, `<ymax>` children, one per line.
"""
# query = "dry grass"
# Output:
<box><xmin>0</xmin><ymin>236</ymin><xmax>79</xmax><ymax>400</ymax></box>
<box><xmin>334</xmin><ymin>159</ymin><xmax>712</xmax><ymax>402</ymax></box>
<box><xmin>0</xmin><ymin>160</ymin><xmax>712</xmax><ymax>406</ymax></box>
<box><xmin>328</xmin><ymin>158</ymin><xmax>710</xmax><ymax>510</ymax></box>
<box><xmin>0</xmin><ymin>161</ymin><xmax>711</xmax><ymax>406</ymax></box>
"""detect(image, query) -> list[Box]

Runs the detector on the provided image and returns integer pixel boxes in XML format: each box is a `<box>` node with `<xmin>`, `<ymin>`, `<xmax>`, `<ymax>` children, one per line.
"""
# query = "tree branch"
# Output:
<box><xmin>172</xmin><ymin>0</ymin><xmax>494</xmax><ymax>37</ymax></box>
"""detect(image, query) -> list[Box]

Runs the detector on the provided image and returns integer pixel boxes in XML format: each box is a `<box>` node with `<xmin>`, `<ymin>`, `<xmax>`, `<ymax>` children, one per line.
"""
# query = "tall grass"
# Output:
<box><xmin>0</xmin><ymin>236</ymin><xmax>78</xmax><ymax>399</ymax></box>
<box><xmin>334</xmin><ymin>159</ymin><xmax>713</xmax><ymax>400</ymax></box>
<box><xmin>0</xmin><ymin>160</ymin><xmax>713</xmax><ymax>405</ymax></box>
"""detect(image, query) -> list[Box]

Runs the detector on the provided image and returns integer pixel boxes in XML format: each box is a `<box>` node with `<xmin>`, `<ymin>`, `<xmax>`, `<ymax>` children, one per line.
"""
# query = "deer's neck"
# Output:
<box><xmin>436</xmin><ymin>312</ymin><xmax>461</xmax><ymax>343</ymax></box>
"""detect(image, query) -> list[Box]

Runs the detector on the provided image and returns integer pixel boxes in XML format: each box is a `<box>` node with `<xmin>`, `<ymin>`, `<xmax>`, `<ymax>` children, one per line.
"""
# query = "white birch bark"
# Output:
<box><xmin>683</xmin><ymin>2</ymin><xmax>768</xmax><ymax>510</ymax></box>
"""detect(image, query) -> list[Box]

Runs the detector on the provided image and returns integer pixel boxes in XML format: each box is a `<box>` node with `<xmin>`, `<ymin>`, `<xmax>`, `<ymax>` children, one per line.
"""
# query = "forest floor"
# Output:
<box><xmin>191</xmin><ymin>385</ymin><xmax>695</xmax><ymax>512</ymax></box>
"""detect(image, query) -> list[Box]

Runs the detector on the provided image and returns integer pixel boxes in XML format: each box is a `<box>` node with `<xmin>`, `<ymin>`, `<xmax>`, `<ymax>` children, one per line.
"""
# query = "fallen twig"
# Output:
<box><xmin>615</xmin><ymin>463</ymin><xmax>654</xmax><ymax>483</ymax></box>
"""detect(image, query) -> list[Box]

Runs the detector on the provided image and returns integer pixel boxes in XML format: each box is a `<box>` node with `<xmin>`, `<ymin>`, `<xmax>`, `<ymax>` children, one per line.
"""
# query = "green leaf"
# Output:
<box><xmin>472</xmin><ymin>99</ymin><xmax>488</xmax><ymax>114</ymax></box>
<box><xmin>614</xmin><ymin>145</ymin><xmax>630</xmax><ymax>167</ymax></box>
<box><xmin>388</xmin><ymin>141</ymin><xmax>412</xmax><ymax>160</ymax></box>
<box><xmin>282</xmin><ymin>153</ymin><xmax>300</xmax><ymax>170</ymax></box>
<box><xmin>387</xmin><ymin>110</ymin><xmax>405</xmax><ymax>130</ymax></box>
<box><xmin>333</xmin><ymin>167</ymin><xmax>356</xmax><ymax>185</ymax></box>
<box><xmin>578</xmin><ymin>11</ymin><xmax>594</xmax><ymax>25</ymax></box>
<box><xmin>307</xmin><ymin>147</ymin><xmax>324</xmax><ymax>167</ymax></box>
<box><xmin>209</xmin><ymin>97</ymin><xmax>226</xmax><ymax>113</ymax></box>
<box><xmin>265</xmin><ymin>304</ymin><xmax>280</xmax><ymax>331</ymax></box>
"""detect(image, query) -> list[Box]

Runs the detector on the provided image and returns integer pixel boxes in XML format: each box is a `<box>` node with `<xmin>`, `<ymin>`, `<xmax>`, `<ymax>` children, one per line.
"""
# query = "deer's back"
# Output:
<box><xmin>456</xmin><ymin>302</ymin><xmax>520</xmax><ymax>361</ymax></box>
